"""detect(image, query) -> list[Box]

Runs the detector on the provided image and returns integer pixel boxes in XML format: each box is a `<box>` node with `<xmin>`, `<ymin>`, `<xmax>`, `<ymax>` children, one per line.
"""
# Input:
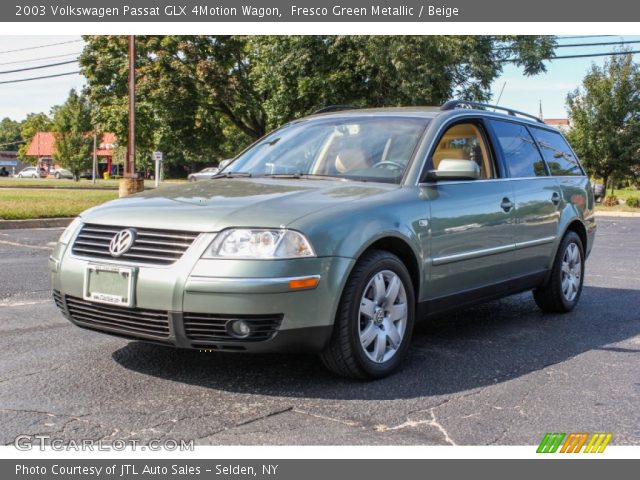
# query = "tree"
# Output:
<box><xmin>80</xmin><ymin>35</ymin><xmax>556</xmax><ymax>172</ymax></box>
<box><xmin>566</xmin><ymin>52</ymin><xmax>640</xmax><ymax>193</ymax></box>
<box><xmin>18</xmin><ymin>113</ymin><xmax>52</xmax><ymax>161</ymax></box>
<box><xmin>52</xmin><ymin>89</ymin><xmax>93</xmax><ymax>180</ymax></box>
<box><xmin>0</xmin><ymin>117</ymin><xmax>21</xmax><ymax>152</ymax></box>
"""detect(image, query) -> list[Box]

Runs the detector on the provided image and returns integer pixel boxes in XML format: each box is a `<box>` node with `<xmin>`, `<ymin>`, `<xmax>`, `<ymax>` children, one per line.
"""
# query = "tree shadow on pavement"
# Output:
<box><xmin>112</xmin><ymin>286</ymin><xmax>640</xmax><ymax>400</ymax></box>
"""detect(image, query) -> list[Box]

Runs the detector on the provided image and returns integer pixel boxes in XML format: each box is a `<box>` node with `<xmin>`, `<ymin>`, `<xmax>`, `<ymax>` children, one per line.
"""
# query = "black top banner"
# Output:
<box><xmin>6</xmin><ymin>0</ymin><xmax>640</xmax><ymax>22</ymax></box>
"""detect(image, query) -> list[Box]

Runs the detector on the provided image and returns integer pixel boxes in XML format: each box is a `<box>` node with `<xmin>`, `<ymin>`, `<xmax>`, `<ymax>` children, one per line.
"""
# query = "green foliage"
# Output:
<box><xmin>0</xmin><ymin>117</ymin><xmax>21</xmax><ymax>152</ymax></box>
<box><xmin>52</xmin><ymin>89</ymin><xmax>93</xmax><ymax>180</ymax></box>
<box><xmin>625</xmin><ymin>196</ymin><xmax>640</xmax><ymax>208</ymax></box>
<box><xmin>566</xmin><ymin>51</ymin><xmax>640</xmax><ymax>192</ymax></box>
<box><xmin>80</xmin><ymin>35</ymin><xmax>555</xmax><ymax>172</ymax></box>
<box><xmin>18</xmin><ymin>112</ymin><xmax>52</xmax><ymax>161</ymax></box>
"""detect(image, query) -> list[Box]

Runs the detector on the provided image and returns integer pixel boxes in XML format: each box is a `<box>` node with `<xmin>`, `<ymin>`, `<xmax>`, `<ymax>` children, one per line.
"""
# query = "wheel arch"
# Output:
<box><xmin>354</xmin><ymin>234</ymin><xmax>421</xmax><ymax>302</ymax></box>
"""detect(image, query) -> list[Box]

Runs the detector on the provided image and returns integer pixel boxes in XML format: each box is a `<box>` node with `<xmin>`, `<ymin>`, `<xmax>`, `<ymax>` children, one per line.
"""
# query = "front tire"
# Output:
<box><xmin>320</xmin><ymin>250</ymin><xmax>415</xmax><ymax>379</ymax></box>
<box><xmin>533</xmin><ymin>231</ymin><xmax>585</xmax><ymax>313</ymax></box>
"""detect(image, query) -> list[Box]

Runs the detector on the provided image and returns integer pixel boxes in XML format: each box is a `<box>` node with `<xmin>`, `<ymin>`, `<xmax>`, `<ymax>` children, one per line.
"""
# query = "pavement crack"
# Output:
<box><xmin>192</xmin><ymin>407</ymin><xmax>294</xmax><ymax>442</ymax></box>
<box><xmin>291</xmin><ymin>409</ymin><xmax>362</xmax><ymax>427</ymax></box>
<box><xmin>375</xmin><ymin>408</ymin><xmax>456</xmax><ymax>445</ymax></box>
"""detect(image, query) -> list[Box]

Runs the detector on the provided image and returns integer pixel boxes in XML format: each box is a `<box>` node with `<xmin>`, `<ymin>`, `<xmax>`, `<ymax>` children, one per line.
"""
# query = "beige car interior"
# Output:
<box><xmin>432</xmin><ymin>123</ymin><xmax>494</xmax><ymax>179</ymax></box>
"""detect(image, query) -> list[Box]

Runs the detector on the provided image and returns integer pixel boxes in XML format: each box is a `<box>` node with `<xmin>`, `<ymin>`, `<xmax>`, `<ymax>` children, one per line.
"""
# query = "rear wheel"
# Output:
<box><xmin>320</xmin><ymin>250</ymin><xmax>415</xmax><ymax>379</ymax></box>
<box><xmin>533</xmin><ymin>231</ymin><xmax>584</xmax><ymax>313</ymax></box>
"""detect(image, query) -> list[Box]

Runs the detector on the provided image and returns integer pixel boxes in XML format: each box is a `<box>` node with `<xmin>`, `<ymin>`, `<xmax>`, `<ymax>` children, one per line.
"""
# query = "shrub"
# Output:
<box><xmin>625</xmin><ymin>197</ymin><xmax>640</xmax><ymax>208</ymax></box>
<box><xmin>602</xmin><ymin>196</ymin><xmax>619</xmax><ymax>207</ymax></box>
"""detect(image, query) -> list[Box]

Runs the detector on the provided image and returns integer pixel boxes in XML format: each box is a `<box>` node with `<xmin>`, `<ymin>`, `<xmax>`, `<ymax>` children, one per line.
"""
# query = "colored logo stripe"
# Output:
<box><xmin>584</xmin><ymin>433</ymin><xmax>613</xmax><ymax>453</ymax></box>
<box><xmin>537</xmin><ymin>433</ymin><xmax>612</xmax><ymax>453</ymax></box>
<box><xmin>537</xmin><ymin>433</ymin><xmax>566</xmax><ymax>453</ymax></box>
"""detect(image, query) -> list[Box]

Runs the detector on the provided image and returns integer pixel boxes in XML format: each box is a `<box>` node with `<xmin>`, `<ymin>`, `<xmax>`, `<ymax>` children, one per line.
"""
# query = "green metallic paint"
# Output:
<box><xmin>51</xmin><ymin>107</ymin><xmax>596</xmax><ymax>353</ymax></box>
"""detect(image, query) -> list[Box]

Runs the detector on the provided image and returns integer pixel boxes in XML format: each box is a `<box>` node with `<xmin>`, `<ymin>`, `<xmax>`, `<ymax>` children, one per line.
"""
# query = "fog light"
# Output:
<box><xmin>227</xmin><ymin>320</ymin><xmax>251</xmax><ymax>339</ymax></box>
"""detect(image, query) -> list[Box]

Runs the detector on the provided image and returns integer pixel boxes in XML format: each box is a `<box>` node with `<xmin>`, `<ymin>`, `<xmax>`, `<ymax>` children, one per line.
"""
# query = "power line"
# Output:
<box><xmin>0</xmin><ymin>140</ymin><xmax>26</xmax><ymax>147</ymax></box>
<box><xmin>0</xmin><ymin>52</ymin><xmax>80</xmax><ymax>67</ymax></box>
<box><xmin>504</xmin><ymin>49</ymin><xmax>640</xmax><ymax>63</ymax></box>
<box><xmin>555</xmin><ymin>40</ymin><xmax>640</xmax><ymax>49</ymax></box>
<box><xmin>555</xmin><ymin>35</ymin><xmax>615</xmax><ymax>41</ymax></box>
<box><xmin>549</xmin><ymin>50</ymin><xmax>640</xmax><ymax>60</ymax></box>
<box><xmin>0</xmin><ymin>39</ymin><xmax>82</xmax><ymax>55</ymax></box>
<box><xmin>0</xmin><ymin>60</ymin><xmax>78</xmax><ymax>75</ymax></box>
<box><xmin>0</xmin><ymin>71</ymin><xmax>81</xmax><ymax>85</ymax></box>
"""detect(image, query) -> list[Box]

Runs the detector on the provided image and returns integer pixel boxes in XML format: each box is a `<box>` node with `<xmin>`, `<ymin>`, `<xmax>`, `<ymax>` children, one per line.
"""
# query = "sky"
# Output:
<box><xmin>0</xmin><ymin>35</ymin><xmax>639</xmax><ymax>122</ymax></box>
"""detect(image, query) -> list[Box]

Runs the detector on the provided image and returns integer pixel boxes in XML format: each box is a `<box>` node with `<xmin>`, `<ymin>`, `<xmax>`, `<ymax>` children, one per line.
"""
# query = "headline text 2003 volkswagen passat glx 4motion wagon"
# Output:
<box><xmin>51</xmin><ymin>101</ymin><xmax>596</xmax><ymax>379</ymax></box>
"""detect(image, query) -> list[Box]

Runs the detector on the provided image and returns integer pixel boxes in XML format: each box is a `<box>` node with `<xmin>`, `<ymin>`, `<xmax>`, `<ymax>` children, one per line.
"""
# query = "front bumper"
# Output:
<box><xmin>50</xmin><ymin>243</ymin><xmax>353</xmax><ymax>353</ymax></box>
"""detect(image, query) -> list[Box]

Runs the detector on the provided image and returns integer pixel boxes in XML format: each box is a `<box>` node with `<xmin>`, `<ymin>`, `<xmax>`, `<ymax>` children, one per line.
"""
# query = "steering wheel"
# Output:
<box><xmin>371</xmin><ymin>160</ymin><xmax>404</xmax><ymax>171</ymax></box>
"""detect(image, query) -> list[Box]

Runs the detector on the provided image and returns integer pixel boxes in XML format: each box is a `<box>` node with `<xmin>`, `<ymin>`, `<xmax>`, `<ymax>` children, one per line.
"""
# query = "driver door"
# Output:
<box><xmin>421</xmin><ymin>120</ymin><xmax>517</xmax><ymax>307</ymax></box>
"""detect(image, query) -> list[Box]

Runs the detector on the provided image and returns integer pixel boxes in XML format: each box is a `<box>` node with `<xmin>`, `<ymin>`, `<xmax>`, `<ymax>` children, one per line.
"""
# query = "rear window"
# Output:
<box><xmin>531</xmin><ymin>128</ymin><xmax>583</xmax><ymax>176</ymax></box>
<box><xmin>488</xmin><ymin>120</ymin><xmax>547</xmax><ymax>178</ymax></box>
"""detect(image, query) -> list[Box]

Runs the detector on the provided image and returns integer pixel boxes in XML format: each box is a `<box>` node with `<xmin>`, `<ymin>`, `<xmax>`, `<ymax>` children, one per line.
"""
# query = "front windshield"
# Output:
<box><xmin>225</xmin><ymin>116</ymin><xmax>430</xmax><ymax>183</ymax></box>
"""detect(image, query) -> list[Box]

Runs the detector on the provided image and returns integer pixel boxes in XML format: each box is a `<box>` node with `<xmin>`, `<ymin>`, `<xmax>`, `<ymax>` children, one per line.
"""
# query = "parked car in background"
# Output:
<box><xmin>15</xmin><ymin>166</ymin><xmax>44</xmax><ymax>178</ymax></box>
<box><xmin>188</xmin><ymin>167</ymin><xmax>219</xmax><ymax>182</ymax></box>
<box><xmin>592</xmin><ymin>183</ymin><xmax>605</xmax><ymax>202</ymax></box>
<box><xmin>51</xmin><ymin>101</ymin><xmax>596</xmax><ymax>379</ymax></box>
<box><xmin>50</xmin><ymin>167</ymin><xmax>74</xmax><ymax>179</ymax></box>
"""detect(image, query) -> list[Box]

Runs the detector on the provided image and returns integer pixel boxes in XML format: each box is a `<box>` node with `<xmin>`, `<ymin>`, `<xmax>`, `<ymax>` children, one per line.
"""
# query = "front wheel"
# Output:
<box><xmin>320</xmin><ymin>250</ymin><xmax>415</xmax><ymax>379</ymax></box>
<box><xmin>533</xmin><ymin>231</ymin><xmax>585</xmax><ymax>313</ymax></box>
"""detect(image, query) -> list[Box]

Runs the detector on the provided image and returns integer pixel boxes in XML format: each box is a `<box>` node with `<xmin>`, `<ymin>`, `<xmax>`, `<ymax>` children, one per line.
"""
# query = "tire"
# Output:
<box><xmin>320</xmin><ymin>250</ymin><xmax>415</xmax><ymax>379</ymax></box>
<box><xmin>55</xmin><ymin>172</ymin><xmax>61</xmax><ymax>179</ymax></box>
<box><xmin>189</xmin><ymin>176</ymin><xmax>196</xmax><ymax>182</ymax></box>
<box><xmin>533</xmin><ymin>231</ymin><xmax>585</xmax><ymax>313</ymax></box>
<box><xmin>18</xmin><ymin>174</ymin><xmax>22</xmax><ymax>178</ymax></box>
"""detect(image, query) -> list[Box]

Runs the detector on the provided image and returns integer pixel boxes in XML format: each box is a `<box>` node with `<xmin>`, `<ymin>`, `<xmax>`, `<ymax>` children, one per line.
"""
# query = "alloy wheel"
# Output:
<box><xmin>561</xmin><ymin>242</ymin><xmax>582</xmax><ymax>302</ymax></box>
<box><xmin>358</xmin><ymin>270</ymin><xmax>408</xmax><ymax>363</ymax></box>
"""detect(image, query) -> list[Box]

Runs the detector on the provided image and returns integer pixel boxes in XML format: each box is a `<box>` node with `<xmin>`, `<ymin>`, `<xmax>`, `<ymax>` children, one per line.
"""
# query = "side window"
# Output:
<box><xmin>431</xmin><ymin>123</ymin><xmax>495</xmax><ymax>179</ymax></box>
<box><xmin>531</xmin><ymin>128</ymin><xmax>583</xmax><ymax>176</ymax></box>
<box><xmin>489</xmin><ymin>120</ymin><xmax>547</xmax><ymax>178</ymax></box>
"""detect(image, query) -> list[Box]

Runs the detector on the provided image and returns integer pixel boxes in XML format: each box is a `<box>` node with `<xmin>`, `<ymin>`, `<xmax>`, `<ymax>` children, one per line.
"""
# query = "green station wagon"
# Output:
<box><xmin>51</xmin><ymin>101</ymin><xmax>596</xmax><ymax>379</ymax></box>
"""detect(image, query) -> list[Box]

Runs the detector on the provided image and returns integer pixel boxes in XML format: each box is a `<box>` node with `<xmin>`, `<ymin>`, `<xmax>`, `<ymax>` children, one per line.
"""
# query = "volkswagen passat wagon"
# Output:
<box><xmin>51</xmin><ymin>101</ymin><xmax>596</xmax><ymax>379</ymax></box>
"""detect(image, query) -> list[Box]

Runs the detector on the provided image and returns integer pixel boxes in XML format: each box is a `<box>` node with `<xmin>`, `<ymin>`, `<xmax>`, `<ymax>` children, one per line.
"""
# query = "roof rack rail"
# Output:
<box><xmin>312</xmin><ymin>105</ymin><xmax>357</xmax><ymax>114</ymax></box>
<box><xmin>440</xmin><ymin>100</ymin><xmax>545</xmax><ymax>124</ymax></box>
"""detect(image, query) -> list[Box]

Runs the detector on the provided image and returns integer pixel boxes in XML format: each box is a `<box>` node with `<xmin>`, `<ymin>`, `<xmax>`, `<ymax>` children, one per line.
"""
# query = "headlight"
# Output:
<box><xmin>204</xmin><ymin>229</ymin><xmax>316</xmax><ymax>259</ymax></box>
<box><xmin>57</xmin><ymin>217</ymin><xmax>83</xmax><ymax>244</ymax></box>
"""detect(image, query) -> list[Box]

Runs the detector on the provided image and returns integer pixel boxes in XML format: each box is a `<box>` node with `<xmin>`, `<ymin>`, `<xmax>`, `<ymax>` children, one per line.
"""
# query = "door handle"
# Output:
<box><xmin>500</xmin><ymin>197</ymin><xmax>514</xmax><ymax>212</ymax></box>
<box><xmin>551</xmin><ymin>192</ymin><xmax>561</xmax><ymax>206</ymax></box>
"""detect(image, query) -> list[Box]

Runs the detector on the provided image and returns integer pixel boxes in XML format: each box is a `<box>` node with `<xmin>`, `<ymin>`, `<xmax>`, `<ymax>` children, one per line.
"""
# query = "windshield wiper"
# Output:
<box><xmin>263</xmin><ymin>172</ymin><xmax>302</xmax><ymax>179</ymax></box>
<box><xmin>210</xmin><ymin>171</ymin><xmax>252</xmax><ymax>179</ymax></box>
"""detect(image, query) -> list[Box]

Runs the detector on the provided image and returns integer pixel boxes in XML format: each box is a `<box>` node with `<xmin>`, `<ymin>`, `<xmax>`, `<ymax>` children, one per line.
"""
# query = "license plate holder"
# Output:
<box><xmin>83</xmin><ymin>264</ymin><xmax>136</xmax><ymax>307</ymax></box>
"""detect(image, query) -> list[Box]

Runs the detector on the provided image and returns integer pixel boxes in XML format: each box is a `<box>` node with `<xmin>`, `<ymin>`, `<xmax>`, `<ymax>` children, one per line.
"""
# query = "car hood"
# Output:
<box><xmin>80</xmin><ymin>178</ymin><xmax>397</xmax><ymax>232</ymax></box>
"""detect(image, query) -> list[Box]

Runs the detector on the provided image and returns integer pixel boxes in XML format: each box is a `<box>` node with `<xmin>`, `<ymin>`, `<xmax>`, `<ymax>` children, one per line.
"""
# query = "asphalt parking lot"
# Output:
<box><xmin>1</xmin><ymin>217</ymin><xmax>638</xmax><ymax>446</ymax></box>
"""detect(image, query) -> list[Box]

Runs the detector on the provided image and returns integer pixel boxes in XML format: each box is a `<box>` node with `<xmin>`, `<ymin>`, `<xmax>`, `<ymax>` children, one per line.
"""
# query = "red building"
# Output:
<box><xmin>25</xmin><ymin>132</ymin><xmax>116</xmax><ymax>175</ymax></box>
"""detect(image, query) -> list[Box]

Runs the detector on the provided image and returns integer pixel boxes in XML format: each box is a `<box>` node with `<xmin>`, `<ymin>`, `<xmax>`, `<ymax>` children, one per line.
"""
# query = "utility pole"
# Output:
<box><xmin>120</xmin><ymin>35</ymin><xmax>144</xmax><ymax>197</ymax></box>
<box><xmin>92</xmin><ymin>133</ymin><xmax>97</xmax><ymax>185</ymax></box>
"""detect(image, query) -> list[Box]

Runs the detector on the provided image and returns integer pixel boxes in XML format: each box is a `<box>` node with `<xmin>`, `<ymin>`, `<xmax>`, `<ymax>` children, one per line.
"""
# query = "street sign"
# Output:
<box><xmin>153</xmin><ymin>151</ymin><xmax>163</xmax><ymax>161</ymax></box>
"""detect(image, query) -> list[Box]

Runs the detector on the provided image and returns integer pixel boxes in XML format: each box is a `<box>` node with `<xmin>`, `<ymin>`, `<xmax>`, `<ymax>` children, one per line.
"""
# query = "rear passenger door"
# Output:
<box><xmin>487</xmin><ymin>119</ymin><xmax>561</xmax><ymax>276</ymax></box>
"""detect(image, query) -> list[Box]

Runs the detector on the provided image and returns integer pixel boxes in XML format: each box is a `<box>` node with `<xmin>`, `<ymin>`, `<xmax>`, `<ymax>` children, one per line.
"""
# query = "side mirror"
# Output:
<box><xmin>427</xmin><ymin>159</ymin><xmax>480</xmax><ymax>181</ymax></box>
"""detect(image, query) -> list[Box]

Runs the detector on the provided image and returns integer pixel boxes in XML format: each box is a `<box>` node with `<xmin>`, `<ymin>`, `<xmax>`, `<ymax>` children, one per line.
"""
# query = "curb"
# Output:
<box><xmin>594</xmin><ymin>211</ymin><xmax>640</xmax><ymax>218</ymax></box>
<box><xmin>0</xmin><ymin>185</ymin><xmax>118</xmax><ymax>191</ymax></box>
<box><xmin>0</xmin><ymin>218</ymin><xmax>74</xmax><ymax>230</ymax></box>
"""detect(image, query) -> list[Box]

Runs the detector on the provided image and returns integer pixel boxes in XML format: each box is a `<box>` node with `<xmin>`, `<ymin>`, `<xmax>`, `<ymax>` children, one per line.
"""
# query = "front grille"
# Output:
<box><xmin>52</xmin><ymin>290</ymin><xmax>64</xmax><ymax>309</ymax></box>
<box><xmin>183</xmin><ymin>313</ymin><xmax>283</xmax><ymax>343</ymax></box>
<box><xmin>64</xmin><ymin>295</ymin><xmax>170</xmax><ymax>340</ymax></box>
<box><xmin>72</xmin><ymin>224</ymin><xmax>199</xmax><ymax>265</ymax></box>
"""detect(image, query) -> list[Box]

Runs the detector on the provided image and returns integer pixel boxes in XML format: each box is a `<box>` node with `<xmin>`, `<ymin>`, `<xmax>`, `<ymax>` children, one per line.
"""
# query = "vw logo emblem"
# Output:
<box><xmin>109</xmin><ymin>229</ymin><xmax>136</xmax><ymax>257</ymax></box>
